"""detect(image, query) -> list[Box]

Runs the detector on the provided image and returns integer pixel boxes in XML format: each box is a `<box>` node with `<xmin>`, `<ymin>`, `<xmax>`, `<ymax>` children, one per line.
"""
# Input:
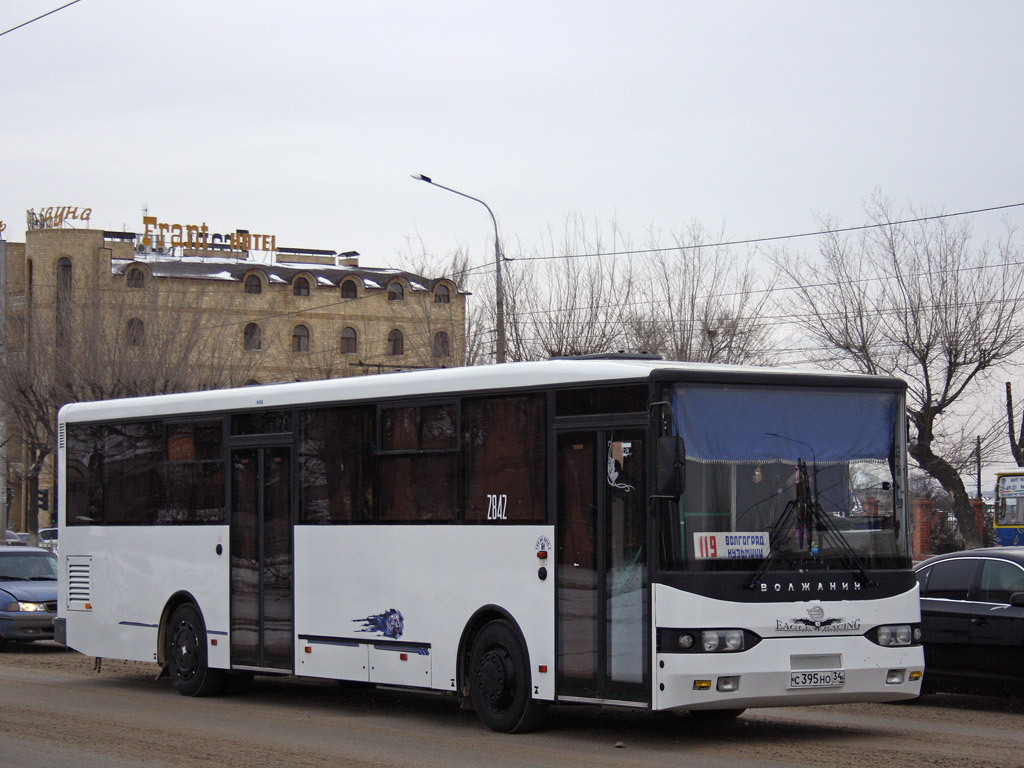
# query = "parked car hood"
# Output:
<box><xmin>0</xmin><ymin>580</ymin><xmax>57</xmax><ymax>603</ymax></box>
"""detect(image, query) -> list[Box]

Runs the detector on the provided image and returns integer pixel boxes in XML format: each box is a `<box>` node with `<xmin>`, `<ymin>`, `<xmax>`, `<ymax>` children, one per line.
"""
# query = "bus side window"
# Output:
<box><xmin>378</xmin><ymin>403</ymin><xmax>458</xmax><ymax>522</ymax></box>
<box><xmin>299</xmin><ymin>406</ymin><xmax>375</xmax><ymax>524</ymax></box>
<box><xmin>463</xmin><ymin>395</ymin><xmax>546</xmax><ymax>523</ymax></box>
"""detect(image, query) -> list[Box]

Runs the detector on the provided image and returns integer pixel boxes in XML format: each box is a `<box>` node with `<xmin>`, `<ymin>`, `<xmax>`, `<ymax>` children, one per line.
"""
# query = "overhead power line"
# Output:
<box><xmin>0</xmin><ymin>0</ymin><xmax>83</xmax><ymax>38</ymax></box>
<box><xmin>501</xmin><ymin>202</ymin><xmax>1024</xmax><ymax>265</ymax></box>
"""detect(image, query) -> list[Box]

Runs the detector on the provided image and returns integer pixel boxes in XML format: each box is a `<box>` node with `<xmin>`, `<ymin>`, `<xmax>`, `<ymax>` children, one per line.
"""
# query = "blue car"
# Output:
<box><xmin>0</xmin><ymin>547</ymin><xmax>58</xmax><ymax>643</ymax></box>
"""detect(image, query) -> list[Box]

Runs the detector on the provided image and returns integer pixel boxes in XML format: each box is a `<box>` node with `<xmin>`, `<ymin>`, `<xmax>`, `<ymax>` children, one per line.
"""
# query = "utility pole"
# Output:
<box><xmin>976</xmin><ymin>435</ymin><xmax>982</xmax><ymax>500</ymax></box>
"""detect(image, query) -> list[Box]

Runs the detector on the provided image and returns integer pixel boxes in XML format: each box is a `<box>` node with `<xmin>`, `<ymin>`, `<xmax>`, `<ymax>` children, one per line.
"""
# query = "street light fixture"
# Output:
<box><xmin>411</xmin><ymin>174</ymin><xmax>506</xmax><ymax>364</ymax></box>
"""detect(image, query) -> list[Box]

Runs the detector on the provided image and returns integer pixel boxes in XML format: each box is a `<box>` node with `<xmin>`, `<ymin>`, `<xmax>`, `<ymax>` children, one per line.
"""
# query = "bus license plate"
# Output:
<box><xmin>789</xmin><ymin>670</ymin><xmax>845</xmax><ymax>688</ymax></box>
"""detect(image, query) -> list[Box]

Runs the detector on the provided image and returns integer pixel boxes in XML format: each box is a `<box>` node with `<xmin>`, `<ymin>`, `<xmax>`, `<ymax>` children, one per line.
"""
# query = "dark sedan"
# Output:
<box><xmin>915</xmin><ymin>547</ymin><xmax>1024</xmax><ymax>696</ymax></box>
<box><xmin>0</xmin><ymin>547</ymin><xmax>58</xmax><ymax>643</ymax></box>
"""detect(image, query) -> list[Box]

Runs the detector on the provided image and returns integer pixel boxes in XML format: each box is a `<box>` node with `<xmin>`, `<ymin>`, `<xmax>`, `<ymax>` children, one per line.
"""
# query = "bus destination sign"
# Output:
<box><xmin>694</xmin><ymin>532</ymin><xmax>770</xmax><ymax>560</ymax></box>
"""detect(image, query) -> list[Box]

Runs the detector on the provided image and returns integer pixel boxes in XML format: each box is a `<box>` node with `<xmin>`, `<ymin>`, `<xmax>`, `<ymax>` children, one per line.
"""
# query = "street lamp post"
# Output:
<box><xmin>411</xmin><ymin>174</ymin><xmax>506</xmax><ymax>364</ymax></box>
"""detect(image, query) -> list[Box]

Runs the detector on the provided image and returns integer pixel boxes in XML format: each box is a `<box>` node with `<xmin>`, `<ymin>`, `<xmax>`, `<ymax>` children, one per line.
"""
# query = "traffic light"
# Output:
<box><xmin>37</xmin><ymin>488</ymin><xmax>49</xmax><ymax>512</ymax></box>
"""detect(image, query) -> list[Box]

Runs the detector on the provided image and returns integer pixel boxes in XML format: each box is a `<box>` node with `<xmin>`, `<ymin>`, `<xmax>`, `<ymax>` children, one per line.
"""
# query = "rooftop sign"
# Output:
<box><xmin>27</xmin><ymin>206</ymin><xmax>92</xmax><ymax>230</ymax></box>
<box><xmin>142</xmin><ymin>215</ymin><xmax>276</xmax><ymax>252</ymax></box>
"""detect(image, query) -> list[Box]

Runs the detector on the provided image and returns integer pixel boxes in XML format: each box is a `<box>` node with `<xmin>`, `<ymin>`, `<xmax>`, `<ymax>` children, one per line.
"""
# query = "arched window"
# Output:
<box><xmin>127</xmin><ymin>317</ymin><xmax>145</xmax><ymax>347</ymax></box>
<box><xmin>127</xmin><ymin>268</ymin><xmax>145</xmax><ymax>288</ymax></box>
<box><xmin>434</xmin><ymin>284</ymin><xmax>450</xmax><ymax>304</ymax></box>
<box><xmin>341</xmin><ymin>280</ymin><xmax>358</xmax><ymax>299</ymax></box>
<box><xmin>244</xmin><ymin>274</ymin><xmax>262</xmax><ymax>294</ymax></box>
<box><xmin>433</xmin><ymin>331</ymin><xmax>451</xmax><ymax>358</ymax></box>
<box><xmin>292</xmin><ymin>324</ymin><xmax>310</xmax><ymax>353</ymax></box>
<box><xmin>387</xmin><ymin>282</ymin><xmax>404</xmax><ymax>301</ymax></box>
<box><xmin>340</xmin><ymin>326</ymin><xmax>357</xmax><ymax>354</ymax></box>
<box><xmin>293</xmin><ymin>276</ymin><xmax>310</xmax><ymax>296</ymax></box>
<box><xmin>387</xmin><ymin>329</ymin><xmax>404</xmax><ymax>356</ymax></box>
<box><xmin>244</xmin><ymin>323</ymin><xmax>262</xmax><ymax>351</ymax></box>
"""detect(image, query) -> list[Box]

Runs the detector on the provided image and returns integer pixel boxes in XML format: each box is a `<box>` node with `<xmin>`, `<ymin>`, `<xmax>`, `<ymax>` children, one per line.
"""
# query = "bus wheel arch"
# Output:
<box><xmin>160</xmin><ymin>594</ymin><xmax>227</xmax><ymax>697</ymax></box>
<box><xmin>157</xmin><ymin>591</ymin><xmax>200</xmax><ymax>668</ymax></box>
<box><xmin>459</xmin><ymin>607</ymin><xmax>546</xmax><ymax>733</ymax></box>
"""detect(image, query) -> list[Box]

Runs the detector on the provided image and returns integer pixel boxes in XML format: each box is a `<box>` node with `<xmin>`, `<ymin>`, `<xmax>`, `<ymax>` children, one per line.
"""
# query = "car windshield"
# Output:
<box><xmin>0</xmin><ymin>553</ymin><xmax>58</xmax><ymax>581</ymax></box>
<box><xmin>659</xmin><ymin>383</ymin><xmax>909</xmax><ymax>572</ymax></box>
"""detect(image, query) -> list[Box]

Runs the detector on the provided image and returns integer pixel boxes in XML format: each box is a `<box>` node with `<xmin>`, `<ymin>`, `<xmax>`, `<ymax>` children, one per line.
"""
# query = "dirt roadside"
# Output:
<box><xmin>3</xmin><ymin>642</ymin><xmax>1024</xmax><ymax>768</ymax></box>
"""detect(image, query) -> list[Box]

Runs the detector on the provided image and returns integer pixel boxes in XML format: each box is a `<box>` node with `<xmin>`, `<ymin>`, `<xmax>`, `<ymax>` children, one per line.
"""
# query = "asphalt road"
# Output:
<box><xmin>1</xmin><ymin>642</ymin><xmax>1022</xmax><ymax>768</ymax></box>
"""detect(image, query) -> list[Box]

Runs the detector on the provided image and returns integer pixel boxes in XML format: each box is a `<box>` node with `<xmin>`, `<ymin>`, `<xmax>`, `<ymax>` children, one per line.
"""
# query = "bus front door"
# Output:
<box><xmin>556</xmin><ymin>430</ymin><xmax>648</xmax><ymax>704</ymax></box>
<box><xmin>230</xmin><ymin>447</ymin><xmax>293</xmax><ymax>672</ymax></box>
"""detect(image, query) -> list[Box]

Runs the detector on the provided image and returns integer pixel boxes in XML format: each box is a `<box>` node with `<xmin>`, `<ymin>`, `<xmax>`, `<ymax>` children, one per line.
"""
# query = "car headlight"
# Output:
<box><xmin>5</xmin><ymin>601</ymin><xmax>48</xmax><ymax>612</ymax></box>
<box><xmin>872</xmin><ymin>624</ymin><xmax>917</xmax><ymax>647</ymax></box>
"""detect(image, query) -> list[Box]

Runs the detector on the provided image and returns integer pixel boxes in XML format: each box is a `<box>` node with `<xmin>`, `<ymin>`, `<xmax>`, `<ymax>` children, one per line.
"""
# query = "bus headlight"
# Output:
<box><xmin>658</xmin><ymin>628</ymin><xmax>760</xmax><ymax>653</ymax></box>
<box><xmin>870</xmin><ymin>624</ymin><xmax>918</xmax><ymax>647</ymax></box>
<box><xmin>703</xmin><ymin>629</ymin><xmax>745</xmax><ymax>652</ymax></box>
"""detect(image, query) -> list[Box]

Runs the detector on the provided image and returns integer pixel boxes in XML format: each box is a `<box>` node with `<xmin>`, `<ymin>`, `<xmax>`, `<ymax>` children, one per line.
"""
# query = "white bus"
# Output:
<box><xmin>56</xmin><ymin>357</ymin><xmax>923</xmax><ymax>732</ymax></box>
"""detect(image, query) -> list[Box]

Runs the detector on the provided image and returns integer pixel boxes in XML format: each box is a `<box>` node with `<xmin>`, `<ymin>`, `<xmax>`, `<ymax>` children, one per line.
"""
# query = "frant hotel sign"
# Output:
<box><xmin>141</xmin><ymin>216</ymin><xmax>276</xmax><ymax>252</ymax></box>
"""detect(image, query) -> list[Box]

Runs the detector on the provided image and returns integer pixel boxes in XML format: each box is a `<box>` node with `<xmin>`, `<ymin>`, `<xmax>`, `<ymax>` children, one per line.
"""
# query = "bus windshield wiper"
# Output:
<box><xmin>748</xmin><ymin>459</ymin><xmax>875</xmax><ymax>590</ymax></box>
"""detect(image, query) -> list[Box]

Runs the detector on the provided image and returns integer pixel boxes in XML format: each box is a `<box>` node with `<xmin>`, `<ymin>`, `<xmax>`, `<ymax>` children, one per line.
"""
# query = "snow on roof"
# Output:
<box><xmin>111</xmin><ymin>254</ymin><xmax>460</xmax><ymax>293</ymax></box>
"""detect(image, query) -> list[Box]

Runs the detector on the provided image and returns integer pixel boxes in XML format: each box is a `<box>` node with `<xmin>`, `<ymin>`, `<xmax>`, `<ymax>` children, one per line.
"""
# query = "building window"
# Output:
<box><xmin>244</xmin><ymin>323</ymin><xmax>262</xmax><ymax>351</ymax></box>
<box><xmin>387</xmin><ymin>329</ymin><xmax>404</xmax><ymax>356</ymax></box>
<box><xmin>341</xmin><ymin>280</ymin><xmax>358</xmax><ymax>299</ymax></box>
<box><xmin>127</xmin><ymin>317</ymin><xmax>145</xmax><ymax>347</ymax></box>
<box><xmin>244</xmin><ymin>274</ymin><xmax>262</xmax><ymax>294</ymax></box>
<box><xmin>57</xmin><ymin>257</ymin><xmax>72</xmax><ymax>345</ymax></box>
<box><xmin>127</xmin><ymin>268</ymin><xmax>145</xmax><ymax>288</ymax></box>
<box><xmin>341</xmin><ymin>326</ymin><xmax>357</xmax><ymax>354</ymax></box>
<box><xmin>387</xmin><ymin>282</ymin><xmax>404</xmax><ymax>301</ymax></box>
<box><xmin>434</xmin><ymin>284</ymin><xmax>450</xmax><ymax>304</ymax></box>
<box><xmin>293</xmin><ymin>277</ymin><xmax>310</xmax><ymax>296</ymax></box>
<box><xmin>433</xmin><ymin>331</ymin><xmax>450</xmax><ymax>358</ymax></box>
<box><xmin>292</xmin><ymin>325</ymin><xmax>310</xmax><ymax>353</ymax></box>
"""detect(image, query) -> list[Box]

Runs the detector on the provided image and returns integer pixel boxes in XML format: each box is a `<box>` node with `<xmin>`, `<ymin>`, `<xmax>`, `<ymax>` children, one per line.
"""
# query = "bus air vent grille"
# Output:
<box><xmin>66</xmin><ymin>556</ymin><xmax>92</xmax><ymax>611</ymax></box>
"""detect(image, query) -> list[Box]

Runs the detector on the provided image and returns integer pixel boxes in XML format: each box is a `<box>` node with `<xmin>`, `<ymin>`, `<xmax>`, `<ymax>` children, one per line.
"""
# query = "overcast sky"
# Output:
<box><xmin>3</xmin><ymin>1</ymin><xmax>1023</xmax><ymax>484</ymax></box>
<box><xmin>3</xmin><ymin>1</ymin><xmax>1023</xmax><ymax>266</ymax></box>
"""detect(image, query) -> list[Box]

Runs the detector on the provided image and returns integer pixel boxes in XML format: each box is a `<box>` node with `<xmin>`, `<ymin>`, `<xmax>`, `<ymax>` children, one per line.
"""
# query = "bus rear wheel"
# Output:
<box><xmin>468</xmin><ymin>620</ymin><xmax>545</xmax><ymax>733</ymax></box>
<box><xmin>165</xmin><ymin>603</ymin><xmax>226</xmax><ymax>697</ymax></box>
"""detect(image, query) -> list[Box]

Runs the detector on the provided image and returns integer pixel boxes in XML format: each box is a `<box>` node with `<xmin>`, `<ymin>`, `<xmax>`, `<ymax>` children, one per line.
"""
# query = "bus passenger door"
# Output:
<box><xmin>230</xmin><ymin>447</ymin><xmax>293</xmax><ymax>672</ymax></box>
<box><xmin>556</xmin><ymin>430</ymin><xmax>648</xmax><ymax>704</ymax></box>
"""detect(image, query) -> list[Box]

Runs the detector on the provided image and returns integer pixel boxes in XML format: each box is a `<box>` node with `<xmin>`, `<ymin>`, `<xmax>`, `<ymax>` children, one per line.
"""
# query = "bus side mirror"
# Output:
<box><xmin>655</xmin><ymin>436</ymin><xmax>685</xmax><ymax>499</ymax></box>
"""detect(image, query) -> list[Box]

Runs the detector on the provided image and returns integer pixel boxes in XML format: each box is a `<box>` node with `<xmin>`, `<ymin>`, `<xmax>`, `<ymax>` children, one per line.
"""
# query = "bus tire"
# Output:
<box><xmin>165</xmin><ymin>603</ymin><xmax>226</xmax><ymax>697</ymax></box>
<box><xmin>468</xmin><ymin>620</ymin><xmax>545</xmax><ymax>733</ymax></box>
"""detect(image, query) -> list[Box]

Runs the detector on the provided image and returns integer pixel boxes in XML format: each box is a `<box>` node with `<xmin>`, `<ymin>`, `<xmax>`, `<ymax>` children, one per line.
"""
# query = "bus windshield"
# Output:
<box><xmin>659</xmin><ymin>383</ymin><xmax>908</xmax><ymax>572</ymax></box>
<box><xmin>996</xmin><ymin>474</ymin><xmax>1024</xmax><ymax>527</ymax></box>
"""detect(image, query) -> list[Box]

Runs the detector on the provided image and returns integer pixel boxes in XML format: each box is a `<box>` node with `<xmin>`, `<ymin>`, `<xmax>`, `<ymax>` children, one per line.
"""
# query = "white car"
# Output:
<box><xmin>37</xmin><ymin>528</ymin><xmax>58</xmax><ymax>552</ymax></box>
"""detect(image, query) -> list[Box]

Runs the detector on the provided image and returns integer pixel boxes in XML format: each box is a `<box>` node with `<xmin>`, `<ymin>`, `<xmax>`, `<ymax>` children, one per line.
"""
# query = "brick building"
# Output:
<box><xmin>0</xmin><ymin>213</ymin><xmax>466</xmax><ymax>534</ymax></box>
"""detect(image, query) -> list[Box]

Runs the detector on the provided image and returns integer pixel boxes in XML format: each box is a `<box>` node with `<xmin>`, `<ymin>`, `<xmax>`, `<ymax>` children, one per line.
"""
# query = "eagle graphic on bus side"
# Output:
<box><xmin>354</xmin><ymin>609</ymin><xmax>405</xmax><ymax>639</ymax></box>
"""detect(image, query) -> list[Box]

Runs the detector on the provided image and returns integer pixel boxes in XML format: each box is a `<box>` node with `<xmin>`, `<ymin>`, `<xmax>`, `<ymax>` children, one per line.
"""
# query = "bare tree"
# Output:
<box><xmin>1</xmin><ymin>280</ymin><xmax>260</xmax><ymax>534</ymax></box>
<box><xmin>775</xmin><ymin>197</ymin><xmax>1024</xmax><ymax>548</ymax></box>
<box><xmin>525</xmin><ymin>215</ymin><xmax>639</xmax><ymax>359</ymax></box>
<box><xmin>395</xmin><ymin>245</ymin><xmax>479</xmax><ymax>367</ymax></box>
<box><xmin>632</xmin><ymin>222</ymin><xmax>776</xmax><ymax>364</ymax></box>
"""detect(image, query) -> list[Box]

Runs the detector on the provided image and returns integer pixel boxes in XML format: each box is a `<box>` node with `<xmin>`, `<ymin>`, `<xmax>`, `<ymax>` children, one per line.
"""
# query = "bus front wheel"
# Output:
<box><xmin>165</xmin><ymin>603</ymin><xmax>226</xmax><ymax>697</ymax></box>
<box><xmin>468</xmin><ymin>620</ymin><xmax>545</xmax><ymax>733</ymax></box>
